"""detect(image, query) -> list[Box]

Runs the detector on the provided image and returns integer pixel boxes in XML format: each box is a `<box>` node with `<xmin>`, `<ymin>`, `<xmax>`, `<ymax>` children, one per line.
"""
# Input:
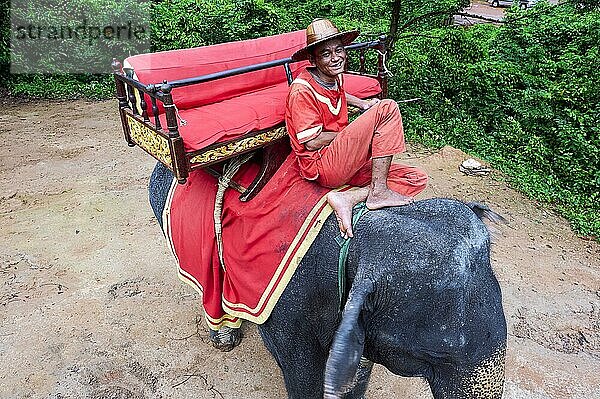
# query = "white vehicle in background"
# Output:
<box><xmin>489</xmin><ymin>0</ymin><xmax>538</xmax><ymax>9</ymax></box>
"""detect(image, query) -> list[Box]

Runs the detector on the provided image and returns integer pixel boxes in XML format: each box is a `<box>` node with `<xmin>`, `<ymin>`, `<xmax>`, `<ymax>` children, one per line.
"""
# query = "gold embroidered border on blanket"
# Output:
<box><xmin>162</xmin><ymin>176</ymin><xmax>346</xmax><ymax>327</ymax></box>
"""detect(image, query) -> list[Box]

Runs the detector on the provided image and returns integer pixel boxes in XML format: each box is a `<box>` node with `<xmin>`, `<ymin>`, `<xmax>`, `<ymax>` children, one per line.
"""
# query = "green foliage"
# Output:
<box><xmin>1</xmin><ymin>0</ymin><xmax>148</xmax><ymax>98</ymax></box>
<box><xmin>151</xmin><ymin>0</ymin><xmax>287</xmax><ymax>51</ymax></box>
<box><xmin>0</xmin><ymin>0</ymin><xmax>10</xmax><ymax>82</ymax></box>
<box><xmin>149</xmin><ymin>0</ymin><xmax>391</xmax><ymax>51</ymax></box>
<box><xmin>0</xmin><ymin>0</ymin><xmax>597</xmax><ymax>237</ymax></box>
<box><xmin>10</xmin><ymin>0</ymin><xmax>151</xmax><ymax>74</ymax></box>
<box><xmin>8</xmin><ymin>74</ymin><xmax>113</xmax><ymax>99</ymax></box>
<box><xmin>391</xmin><ymin>0</ymin><xmax>469</xmax><ymax>32</ymax></box>
<box><xmin>391</xmin><ymin>2</ymin><xmax>600</xmax><ymax>237</ymax></box>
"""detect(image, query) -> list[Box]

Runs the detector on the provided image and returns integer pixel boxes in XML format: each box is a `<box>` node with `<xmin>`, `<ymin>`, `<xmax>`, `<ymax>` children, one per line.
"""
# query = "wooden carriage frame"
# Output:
<box><xmin>112</xmin><ymin>35</ymin><xmax>389</xmax><ymax>201</ymax></box>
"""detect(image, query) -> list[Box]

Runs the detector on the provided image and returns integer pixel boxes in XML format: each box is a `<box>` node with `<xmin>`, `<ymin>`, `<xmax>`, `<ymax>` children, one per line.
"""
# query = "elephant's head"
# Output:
<box><xmin>323</xmin><ymin>201</ymin><xmax>507</xmax><ymax>399</ymax></box>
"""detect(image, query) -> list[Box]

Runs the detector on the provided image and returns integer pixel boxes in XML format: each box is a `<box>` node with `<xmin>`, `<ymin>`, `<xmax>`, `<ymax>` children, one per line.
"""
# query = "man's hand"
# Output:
<box><xmin>359</xmin><ymin>97</ymin><xmax>380</xmax><ymax>111</ymax></box>
<box><xmin>346</xmin><ymin>93</ymin><xmax>380</xmax><ymax>111</ymax></box>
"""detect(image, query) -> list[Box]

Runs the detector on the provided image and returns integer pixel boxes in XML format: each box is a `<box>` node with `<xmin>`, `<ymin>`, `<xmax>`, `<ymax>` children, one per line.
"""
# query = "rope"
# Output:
<box><xmin>213</xmin><ymin>153</ymin><xmax>254</xmax><ymax>270</ymax></box>
<box><xmin>164</xmin><ymin>103</ymin><xmax>187</xmax><ymax>126</ymax></box>
<box><xmin>376</xmin><ymin>50</ymin><xmax>394</xmax><ymax>78</ymax></box>
<box><xmin>334</xmin><ymin>202</ymin><xmax>369</xmax><ymax>312</ymax></box>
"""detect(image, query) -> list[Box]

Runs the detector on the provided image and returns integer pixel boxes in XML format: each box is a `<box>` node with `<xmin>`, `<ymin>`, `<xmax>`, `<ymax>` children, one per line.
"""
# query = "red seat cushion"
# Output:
<box><xmin>160</xmin><ymin>84</ymin><xmax>291</xmax><ymax>151</ymax></box>
<box><xmin>343</xmin><ymin>73</ymin><xmax>383</xmax><ymax>98</ymax></box>
<box><xmin>159</xmin><ymin>73</ymin><xmax>382</xmax><ymax>152</ymax></box>
<box><xmin>125</xmin><ymin>30</ymin><xmax>308</xmax><ymax>113</ymax></box>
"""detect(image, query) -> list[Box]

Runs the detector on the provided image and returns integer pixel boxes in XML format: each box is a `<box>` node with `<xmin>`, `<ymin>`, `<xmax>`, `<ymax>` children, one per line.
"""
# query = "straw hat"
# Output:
<box><xmin>291</xmin><ymin>18</ymin><xmax>359</xmax><ymax>61</ymax></box>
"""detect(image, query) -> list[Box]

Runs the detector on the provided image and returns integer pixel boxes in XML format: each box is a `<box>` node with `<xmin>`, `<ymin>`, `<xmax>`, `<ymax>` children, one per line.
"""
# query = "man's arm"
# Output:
<box><xmin>346</xmin><ymin>93</ymin><xmax>380</xmax><ymax>110</ymax></box>
<box><xmin>303</xmin><ymin>95</ymin><xmax>383</xmax><ymax>151</ymax></box>
<box><xmin>304</xmin><ymin>130</ymin><xmax>338</xmax><ymax>151</ymax></box>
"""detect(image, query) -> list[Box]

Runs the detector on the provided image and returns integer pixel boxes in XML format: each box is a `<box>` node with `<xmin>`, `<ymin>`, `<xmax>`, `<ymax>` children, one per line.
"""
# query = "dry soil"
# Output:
<box><xmin>0</xmin><ymin>99</ymin><xmax>598</xmax><ymax>399</ymax></box>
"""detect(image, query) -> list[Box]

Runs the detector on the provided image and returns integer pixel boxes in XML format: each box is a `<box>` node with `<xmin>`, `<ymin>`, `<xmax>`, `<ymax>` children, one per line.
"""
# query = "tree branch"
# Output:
<box><xmin>455</xmin><ymin>12</ymin><xmax>505</xmax><ymax>24</ymax></box>
<box><xmin>388</xmin><ymin>0</ymin><xmax>403</xmax><ymax>55</ymax></box>
<box><xmin>388</xmin><ymin>8</ymin><xmax>454</xmax><ymax>54</ymax></box>
<box><xmin>397</xmin><ymin>33</ymin><xmax>443</xmax><ymax>40</ymax></box>
<box><xmin>399</xmin><ymin>9</ymin><xmax>454</xmax><ymax>32</ymax></box>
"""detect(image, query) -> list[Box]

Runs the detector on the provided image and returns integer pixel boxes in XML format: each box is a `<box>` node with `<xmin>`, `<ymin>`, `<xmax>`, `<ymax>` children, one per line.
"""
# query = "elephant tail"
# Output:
<box><xmin>323</xmin><ymin>278</ymin><xmax>375</xmax><ymax>399</ymax></box>
<box><xmin>466</xmin><ymin>202</ymin><xmax>507</xmax><ymax>224</ymax></box>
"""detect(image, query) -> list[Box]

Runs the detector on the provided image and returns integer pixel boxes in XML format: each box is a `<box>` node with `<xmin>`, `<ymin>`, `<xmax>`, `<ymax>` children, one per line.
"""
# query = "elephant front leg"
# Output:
<box><xmin>429</xmin><ymin>345</ymin><xmax>506</xmax><ymax>399</ymax></box>
<box><xmin>259</xmin><ymin>324</ymin><xmax>329</xmax><ymax>399</ymax></box>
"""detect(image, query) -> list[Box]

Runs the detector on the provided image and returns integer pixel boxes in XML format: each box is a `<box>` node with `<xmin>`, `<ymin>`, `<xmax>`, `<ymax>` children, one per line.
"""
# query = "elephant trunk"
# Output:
<box><xmin>323</xmin><ymin>279</ymin><xmax>375</xmax><ymax>398</ymax></box>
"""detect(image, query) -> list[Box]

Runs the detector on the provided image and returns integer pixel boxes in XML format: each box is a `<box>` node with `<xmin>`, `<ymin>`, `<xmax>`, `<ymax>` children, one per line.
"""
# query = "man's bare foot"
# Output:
<box><xmin>366</xmin><ymin>188</ymin><xmax>413</xmax><ymax>210</ymax></box>
<box><xmin>326</xmin><ymin>188</ymin><xmax>369</xmax><ymax>238</ymax></box>
<box><xmin>327</xmin><ymin>191</ymin><xmax>356</xmax><ymax>238</ymax></box>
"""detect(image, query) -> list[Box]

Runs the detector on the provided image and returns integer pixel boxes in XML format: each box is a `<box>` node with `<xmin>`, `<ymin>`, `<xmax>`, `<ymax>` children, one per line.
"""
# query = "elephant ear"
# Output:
<box><xmin>324</xmin><ymin>280</ymin><xmax>375</xmax><ymax>399</ymax></box>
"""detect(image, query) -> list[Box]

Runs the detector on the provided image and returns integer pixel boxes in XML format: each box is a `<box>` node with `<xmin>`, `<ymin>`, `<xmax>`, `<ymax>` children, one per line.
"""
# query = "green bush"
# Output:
<box><xmin>7</xmin><ymin>74</ymin><xmax>113</xmax><ymax>99</ymax></box>
<box><xmin>390</xmin><ymin>3</ymin><xmax>600</xmax><ymax>237</ymax></box>
<box><xmin>0</xmin><ymin>0</ymin><xmax>11</xmax><ymax>83</ymax></box>
<box><xmin>10</xmin><ymin>0</ymin><xmax>150</xmax><ymax>74</ymax></box>
<box><xmin>151</xmin><ymin>0</ymin><xmax>289</xmax><ymax>51</ymax></box>
<box><xmin>1</xmin><ymin>0</ymin><xmax>598</xmax><ymax>237</ymax></box>
<box><xmin>1</xmin><ymin>0</ymin><xmax>149</xmax><ymax>98</ymax></box>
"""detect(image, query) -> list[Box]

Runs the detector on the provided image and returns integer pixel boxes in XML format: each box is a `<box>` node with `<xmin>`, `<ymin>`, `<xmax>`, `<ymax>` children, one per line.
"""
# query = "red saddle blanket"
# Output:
<box><xmin>163</xmin><ymin>154</ymin><xmax>339</xmax><ymax>329</ymax></box>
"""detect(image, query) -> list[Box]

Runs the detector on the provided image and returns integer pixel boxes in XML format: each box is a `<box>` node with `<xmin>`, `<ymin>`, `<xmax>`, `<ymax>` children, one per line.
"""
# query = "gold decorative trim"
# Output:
<box><xmin>347</xmin><ymin>105</ymin><xmax>360</xmax><ymax>115</ymax></box>
<box><xmin>221</xmin><ymin>192</ymin><xmax>336</xmax><ymax>323</ymax></box>
<box><xmin>189</xmin><ymin>126</ymin><xmax>288</xmax><ymax>166</ymax></box>
<box><xmin>126</xmin><ymin>115</ymin><xmax>172</xmax><ymax>166</ymax></box>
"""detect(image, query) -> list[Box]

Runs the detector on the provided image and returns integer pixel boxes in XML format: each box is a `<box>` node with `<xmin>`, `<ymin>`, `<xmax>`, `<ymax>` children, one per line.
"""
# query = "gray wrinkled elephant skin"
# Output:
<box><xmin>148</xmin><ymin>162</ymin><xmax>507</xmax><ymax>399</ymax></box>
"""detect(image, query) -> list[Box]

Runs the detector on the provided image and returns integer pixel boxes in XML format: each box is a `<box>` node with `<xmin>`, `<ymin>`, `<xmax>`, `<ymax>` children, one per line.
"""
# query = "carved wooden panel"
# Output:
<box><xmin>189</xmin><ymin>126</ymin><xmax>288</xmax><ymax>166</ymax></box>
<box><xmin>126</xmin><ymin>115</ymin><xmax>172</xmax><ymax>166</ymax></box>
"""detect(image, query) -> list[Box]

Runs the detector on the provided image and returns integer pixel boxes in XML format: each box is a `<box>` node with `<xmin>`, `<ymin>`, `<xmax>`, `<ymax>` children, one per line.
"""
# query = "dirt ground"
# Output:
<box><xmin>0</xmin><ymin>99</ymin><xmax>598</xmax><ymax>399</ymax></box>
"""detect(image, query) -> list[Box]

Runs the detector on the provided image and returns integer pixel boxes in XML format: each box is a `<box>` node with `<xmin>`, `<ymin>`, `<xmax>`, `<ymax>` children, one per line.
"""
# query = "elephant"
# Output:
<box><xmin>149</xmin><ymin>162</ymin><xmax>507</xmax><ymax>399</ymax></box>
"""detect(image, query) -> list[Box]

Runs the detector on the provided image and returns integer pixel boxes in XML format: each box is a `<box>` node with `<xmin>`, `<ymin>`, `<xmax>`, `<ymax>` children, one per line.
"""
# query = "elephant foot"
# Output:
<box><xmin>208</xmin><ymin>326</ymin><xmax>242</xmax><ymax>352</ymax></box>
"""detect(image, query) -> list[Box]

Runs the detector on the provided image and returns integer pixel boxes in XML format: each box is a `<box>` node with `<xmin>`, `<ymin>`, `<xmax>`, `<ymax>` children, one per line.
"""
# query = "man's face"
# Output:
<box><xmin>310</xmin><ymin>38</ymin><xmax>347</xmax><ymax>78</ymax></box>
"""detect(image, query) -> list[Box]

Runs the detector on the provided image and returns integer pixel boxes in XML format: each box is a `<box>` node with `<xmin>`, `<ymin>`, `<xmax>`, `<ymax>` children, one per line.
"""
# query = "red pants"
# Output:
<box><xmin>315</xmin><ymin>99</ymin><xmax>428</xmax><ymax>196</ymax></box>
